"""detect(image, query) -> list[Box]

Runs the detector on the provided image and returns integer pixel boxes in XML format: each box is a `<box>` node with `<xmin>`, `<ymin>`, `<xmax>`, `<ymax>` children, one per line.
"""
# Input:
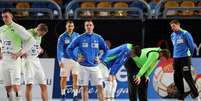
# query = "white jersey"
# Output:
<box><xmin>0</xmin><ymin>22</ymin><xmax>35</xmax><ymax>86</ymax></box>
<box><xmin>23</xmin><ymin>29</ymin><xmax>41</xmax><ymax>57</ymax></box>
<box><xmin>0</xmin><ymin>22</ymin><xmax>35</xmax><ymax>60</ymax></box>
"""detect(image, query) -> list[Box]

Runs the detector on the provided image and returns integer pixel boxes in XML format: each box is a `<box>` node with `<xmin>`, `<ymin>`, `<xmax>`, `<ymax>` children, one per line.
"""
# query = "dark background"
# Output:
<box><xmin>0</xmin><ymin>19</ymin><xmax>201</xmax><ymax>57</ymax></box>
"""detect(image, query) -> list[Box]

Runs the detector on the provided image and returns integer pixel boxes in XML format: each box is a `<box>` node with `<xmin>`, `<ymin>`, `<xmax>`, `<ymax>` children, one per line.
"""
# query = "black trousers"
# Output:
<box><xmin>173</xmin><ymin>57</ymin><xmax>199</xmax><ymax>100</ymax></box>
<box><xmin>125</xmin><ymin>57</ymin><xmax>148</xmax><ymax>101</ymax></box>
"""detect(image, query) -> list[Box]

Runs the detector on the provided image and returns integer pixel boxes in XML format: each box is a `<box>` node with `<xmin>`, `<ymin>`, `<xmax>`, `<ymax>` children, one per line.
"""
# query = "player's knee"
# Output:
<box><xmin>39</xmin><ymin>84</ymin><xmax>47</xmax><ymax>90</ymax></box>
<box><xmin>26</xmin><ymin>84</ymin><xmax>33</xmax><ymax>90</ymax></box>
<box><xmin>13</xmin><ymin>85</ymin><xmax>20</xmax><ymax>92</ymax></box>
<box><xmin>96</xmin><ymin>85</ymin><xmax>103</xmax><ymax>90</ymax></box>
<box><xmin>5</xmin><ymin>86</ymin><xmax>12</xmax><ymax>92</ymax></box>
<box><xmin>82</xmin><ymin>86</ymin><xmax>88</xmax><ymax>91</ymax></box>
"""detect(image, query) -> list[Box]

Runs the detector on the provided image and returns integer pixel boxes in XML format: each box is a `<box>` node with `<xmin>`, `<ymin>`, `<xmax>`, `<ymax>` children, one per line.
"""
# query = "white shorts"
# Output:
<box><xmin>78</xmin><ymin>65</ymin><xmax>103</xmax><ymax>86</ymax></box>
<box><xmin>60</xmin><ymin>58</ymin><xmax>79</xmax><ymax>77</ymax></box>
<box><xmin>0</xmin><ymin>61</ymin><xmax>3</xmax><ymax>85</ymax></box>
<box><xmin>1</xmin><ymin>58</ymin><xmax>21</xmax><ymax>86</ymax></box>
<box><xmin>23</xmin><ymin>57</ymin><xmax>46</xmax><ymax>85</ymax></box>
<box><xmin>99</xmin><ymin>63</ymin><xmax>109</xmax><ymax>80</ymax></box>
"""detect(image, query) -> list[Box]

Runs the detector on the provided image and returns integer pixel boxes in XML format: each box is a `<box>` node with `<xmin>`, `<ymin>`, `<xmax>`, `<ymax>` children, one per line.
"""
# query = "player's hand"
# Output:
<box><xmin>145</xmin><ymin>77</ymin><xmax>150</xmax><ymax>82</ymax></box>
<box><xmin>39</xmin><ymin>47</ymin><xmax>44</xmax><ymax>55</ymax></box>
<box><xmin>95</xmin><ymin>57</ymin><xmax>100</xmax><ymax>64</ymax></box>
<box><xmin>77</xmin><ymin>57</ymin><xmax>85</xmax><ymax>62</ymax></box>
<box><xmin>11</xmin><ymin>53</ymin><xmax>18</xmax><ymax>60</ymax></box>
<box><xmin>59</xmin><ymin>62</ymin><xmax>64</xmax><ymax>68</ymax></box>
<box><xmin>107</xmin><ymin>75</ymin><xmax>113</xmax><ymax>81</ymax></box>
<box><xmin>21</xmin><ymin>53</ymin><xmax>27</xmax><ymax>58</ymax></box>
<box><xmin>112</xmin><ymin>75</ymin><xmax>116</xmax><ymax>81</ymax></box>
<box><xmin>134</xmin><ymin>76</ymin><xmax>141</xmax><ymax>85</ymax></box>
<box><xmin>11</xmin><ymin>49</ymin><xmax>25</xmax><ymax>59</ymax></box>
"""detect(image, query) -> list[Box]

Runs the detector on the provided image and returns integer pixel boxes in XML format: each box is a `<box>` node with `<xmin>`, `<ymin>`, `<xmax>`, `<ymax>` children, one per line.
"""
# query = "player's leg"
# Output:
<box><xmin>60</xmin><ymin>59</ymin><xmax>68</xmax><ymax>97</ymax></box>
<box><xmin>13</xmin><ymin>85</ymin><xmax>21</xmax><ymax>101</ymax></box>
<box><xmin>96</xmin><ymin>85</ymin><xmax>104</xmax><ymax>101</ymax></box>
<box><xmin>1</xmin><ymin>63</ymin><xmax>14</xmax><ymax>101</ymax></box>
<box><xmin>72</xmin><ymin>74</ymin><xmax>78</xmax><ymax>95</ymax></box>
<box><xmin>181</xmin><ymin>57</ymin><xmax>199</xmax><ymax>100</ymax></box>
<box><xmin>38</xmin><ymin>70</ymin><xmax>48</xmax><ymax>101</ymax></box>
<box><xmin>82</xmin><ymin>86</ymin><xmax>89</xmax><ymax>101</ymax></box>
<box><xmin>37</xmin><ymin>70</ymin><xmax>48</xmax><ymax>101</ymax></box>
<box><xmin>10</xmin><ymin>59</ymin><xmax>22</xmax><ymax>101</ymax></box>
<box><xmin>71</xmin><ymin>60</ymin><xmax>79</xmax><ymax>99</ymax></box>
<box><xmin>128</xmin><ymin>76</ymin><xmax>138</xmax><ymax>101</ymax></box>
<box><xmin>32</xmin><ymin>58</ymin><xmax>48</xmax><ymax>101</ymax></box>
<box><xmin>6</xmin><ymin>86</ymin><xmax>15</xmax><ymax>101</ymax></box>
<box><xmin>78</xmin><ymin>65</ymin><xmax>90</xmax><ymax>101</ymax></box>
<box><xmin>25</xmin><ymin>84</ymin><xmax>33</xmax><ymax>101</ymax></box>
<box><xmin>39</xmin><ymin>84</ymin><xmax>48</xmax><ymax>101</ymax></box>
<box><xmin>60</xmin><ymin>76</ymin><xmax>67</xmax><ymax>96</ymax></box>
<box><xmin>91</xmin><ymin>65</ymin><xmax>104</xmax><ymax>101</ymax></box>
<box><xmin>104</xmin><ymin>80</ymin><xmax>112</xmax><ymax>100</ymax></box>
<box><xmin>24</xmin><ymin>58</ymin><xmax>35</xmax><ymax>101</ymax></box>
<box><xmin>138</xmin><ymin>76</ymin><xmax>148</xmax><ymax>101</ymax></box>
<box><xmin>98</xmin><ymin>63</ymin><xmax>110</xmax><ymax>100</ymax></box>
<box><xmin>125</xmin><ymin>58</ymin><xmax>139</xmax><ymax>101</ymax></box>
<box><xmin>173</xmin><ymin>59</ymin><xmax>185</xmax><ymax>100</ymax></box>
<box><xmin>110</xmin><ymin>76</ymin><xmax>117</xmax><ymax>100</ymax></box>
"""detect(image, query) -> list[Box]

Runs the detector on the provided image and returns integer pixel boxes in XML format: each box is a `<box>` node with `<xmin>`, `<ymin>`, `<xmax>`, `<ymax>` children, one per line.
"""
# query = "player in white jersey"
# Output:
<box><xmin>22</xmin><ymin>23</ymin><xmax>48</xmax><ymax>101</ymax></box>
<box><xmin>0</xmin><ymin>9</ymin><xmax>35</xmax><ymax>101</ymax></box>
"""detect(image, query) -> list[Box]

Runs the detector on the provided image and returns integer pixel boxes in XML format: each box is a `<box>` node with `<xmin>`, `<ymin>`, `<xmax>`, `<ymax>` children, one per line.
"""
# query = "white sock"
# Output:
<box><xmin>8</xmin><ymin>91</ymin><xmax>15</xmax><ymax>101</ymax></box>
<box><xmin>104</xmin><ymin>81</ymin><xmax>112</xmax><ymax>98</ymax></box>
<box><xmin>111</xmin><ymin>80</ymin><xmax>117</xmax><ymax>98</ymax></box>
<box><xmin>61</xmin><ymin>89</ymin><xmax>66</xmax><ymax>96</ymax></box>
<box><xmin>73</xmin><ymin>89</ymin><xmax>78</xmax><ymax>97</ymax></box>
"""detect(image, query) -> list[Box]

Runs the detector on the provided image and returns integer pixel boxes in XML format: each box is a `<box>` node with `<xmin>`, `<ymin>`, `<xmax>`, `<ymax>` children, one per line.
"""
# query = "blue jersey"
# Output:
<box><xmin>67</xmin><ymin>32</ymin><xmax>109</xmax><ymax>67</ymax></box>
<box><xmin>57</xmin><ymin>32</ymin><xmax>79</xmax><ymax>63</ymax></box>
<box><xmin>171</xmin><ymin>29</ymin><xmax>196</xmax><ymax>58</ymax></box>
<box><xmin>103</xmin><ymin>43</ymin><xmax>133</xmax><ymax>75</ymax></box>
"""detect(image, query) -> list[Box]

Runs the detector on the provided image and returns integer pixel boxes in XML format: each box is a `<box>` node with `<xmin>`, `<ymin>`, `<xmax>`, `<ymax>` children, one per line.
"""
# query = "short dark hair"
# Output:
<box><xmin>169</xmin><ymin>19</ymin><xmax>180</xmax><ymax>25</ymax></box>
<box><xmin>37</xmin><ymin>23</ymin><xmax>48</xmax><ymax>32</ymax></box>
<box><xmin>66</xmin><ymin>20</ymin><xmax>74</xmax><ymax>24</ymax></box>
<box><xmin>2</xmin><ymin>8</ymin><xmax>13</xmax><ymax>14</ymax></box>
<box><xmin>160</xmin><ymin>49</ymin><xmax>171</xmax><ymax>59</ymax></box>
<box><xmin>84</xmin><ymin>19</ymin><xmax>93</xmax><ymax>24</ymax></box>
<box><xmin>134</xmin><ymin>45</ymin><xmax>141</xmax><ymax>56</ymax></box>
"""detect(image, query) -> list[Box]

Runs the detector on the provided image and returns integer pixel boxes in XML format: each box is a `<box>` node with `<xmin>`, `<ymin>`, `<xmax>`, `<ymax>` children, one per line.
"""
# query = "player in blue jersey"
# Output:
<box><xmin>100</xmin><ymin>43</ymin><xmax>134</xmax><ymax>101</ymax></box>
<box><xmin>67</xmin><ymin>20</ymin><xmax>109</xmax><ymax>101</ymax></box>
<box><xmin>170</xmin><ymin>20</ymin><xmax>200</xmax><ymax>101</ymax></box>
<box><xmin>57</xmin><ymin>20</ymin><xmax>79</xmax><ymax>101</ymax></box>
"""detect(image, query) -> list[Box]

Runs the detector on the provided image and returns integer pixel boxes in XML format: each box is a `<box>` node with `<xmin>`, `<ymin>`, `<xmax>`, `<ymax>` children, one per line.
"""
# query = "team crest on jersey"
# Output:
<box><xmin>3</xmin><ymin>40</ymin><xmax>11</xmax><ymax>45</ymax></box>
<box><xmin>92</xmin><ymin>40</ymin><xmax>99</xmax><ymax>48</ymax></box>
<box><xmin>11</xmin><ymin>29</ymin><xmax>14</xmax><ymax>32</ymax></box>
<box><xmin>176</xmin><ymin>38</ymin><xmax>184</xmax><ymax>44</ymax></box>
<box><xmin>65</xmin><ymin>39</ymin><xmax>70</xmax><ymax>44</ymax></box>
<box><xmin>82</xmin><ymin>42</ymin><xmax>88</xmax><ymax>48</ymax></box>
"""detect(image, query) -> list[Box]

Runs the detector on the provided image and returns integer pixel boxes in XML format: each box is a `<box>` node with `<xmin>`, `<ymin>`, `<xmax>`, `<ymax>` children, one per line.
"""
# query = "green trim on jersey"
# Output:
<box><xmin>0</xmin><ymin>25</ymin><xmax>22</xmax><ymax>52</ymax></box>
<box><xmin>132</xmin><ymin>48</ymin><xmax>161</xmax><ymax>77</ymax></box>
<box><xmin>28</xmin><ymin>29</ymin><xmax>42</xmax><ymax>45</ymax></box>
<box><xmin>180</xmin><ymin>28</ymin><xmax>191</xmax><ymax>56</ymax></box>
<box><xmin>127</xmin><ymin>43</ymin><xmax>133</xmax><ymax>50</ymax></box>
